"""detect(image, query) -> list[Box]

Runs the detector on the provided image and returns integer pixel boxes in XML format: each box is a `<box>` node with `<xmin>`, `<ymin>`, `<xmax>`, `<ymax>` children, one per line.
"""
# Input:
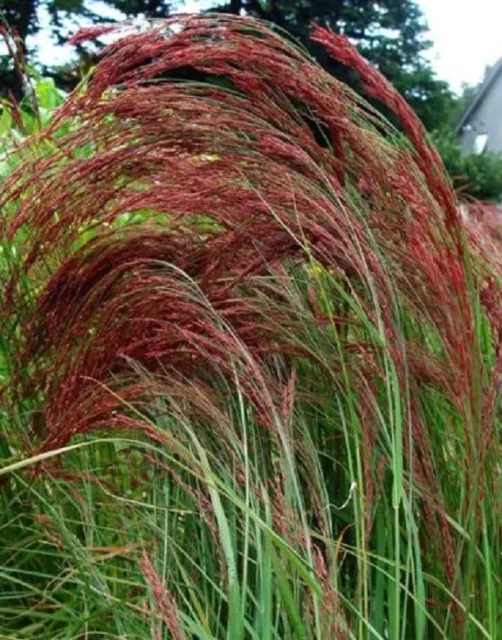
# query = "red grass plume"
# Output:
<box><xmin>1</xmin><ymin>13</ymin><xmax>502</xmax><ymax>628</ymax></box>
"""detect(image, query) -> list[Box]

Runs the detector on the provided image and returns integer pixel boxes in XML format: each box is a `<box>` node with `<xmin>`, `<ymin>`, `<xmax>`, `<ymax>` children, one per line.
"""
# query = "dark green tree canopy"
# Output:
<box><xmin>0</xmin><ymin>0</ymin><xmax>172</xmax><ymax>44</ymax></box>
<box><xmin>216</xmin><ymin>0</ymin><xmax>429</xmax><ymax>68</ymax></box>
<box><xmin>0</xmin><ymin>0</ymin><xmax>173</xmax><ymax>95</ymax></box>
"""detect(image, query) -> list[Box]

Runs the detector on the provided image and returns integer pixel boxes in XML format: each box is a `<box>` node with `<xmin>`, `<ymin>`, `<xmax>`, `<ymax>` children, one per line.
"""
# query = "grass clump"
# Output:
<box><xmin>0</xmin><ymin>14</ymin><xmax>501</xmax><ymax>639</ymax></box>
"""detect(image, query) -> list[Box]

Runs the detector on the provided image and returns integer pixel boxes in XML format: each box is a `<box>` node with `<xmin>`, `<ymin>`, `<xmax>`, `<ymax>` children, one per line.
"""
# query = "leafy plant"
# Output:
<box><xmin>433</xmin><ymin>130</ymin><xmax>502</xmax><ymax>202</ymax></box>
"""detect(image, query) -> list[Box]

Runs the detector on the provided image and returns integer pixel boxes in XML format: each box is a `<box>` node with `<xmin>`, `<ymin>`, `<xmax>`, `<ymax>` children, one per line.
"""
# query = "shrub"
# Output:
<box><xmin>434</xmin><ymin>130</ymin><xmax>502</xmax><ymax>202</ymax></box>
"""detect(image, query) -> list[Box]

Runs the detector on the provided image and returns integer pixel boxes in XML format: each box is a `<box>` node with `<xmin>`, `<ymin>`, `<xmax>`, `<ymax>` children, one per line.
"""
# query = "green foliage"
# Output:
<box><xmin>433</xmin><ymin>130</ymin><xmax>502</xmax><ymax>202</ymax></box>
<box><xmin>392</xmin><ymin>66</ymin><xmax>459</xmax><ymax>133</ymax></box>
<box><xmin>0</xmin><ymin>73</ymin><xmax>66</xmax><ymax>181</ymax></box>
<box><xmin>0</xmin><ymin>0</ymin><xmax>173</xmax><ymax>96</ymax></box>
<box><xmin>0</xmin><ymin>0</ymin><xmax>172</xmax><ymax>42</ymax></box>
<box><xmin>108</xmin><ymin>0</ymin><xmax>172</xmax><ymax>17</ymax></box>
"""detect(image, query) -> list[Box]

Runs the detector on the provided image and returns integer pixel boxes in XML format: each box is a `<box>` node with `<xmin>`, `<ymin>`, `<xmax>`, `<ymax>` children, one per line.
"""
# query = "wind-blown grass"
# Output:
<box><xmin>0</xmin><ymin>13</ymin><xmax>501</xmax><ymax>639</ymax></box>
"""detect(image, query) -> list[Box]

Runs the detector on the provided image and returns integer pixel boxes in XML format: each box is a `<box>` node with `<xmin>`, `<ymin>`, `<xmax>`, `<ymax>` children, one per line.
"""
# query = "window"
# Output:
<box><xmin>473</xmin><ymin>133</ymin><xmax>488</xmax><ymax>155</ymax></box>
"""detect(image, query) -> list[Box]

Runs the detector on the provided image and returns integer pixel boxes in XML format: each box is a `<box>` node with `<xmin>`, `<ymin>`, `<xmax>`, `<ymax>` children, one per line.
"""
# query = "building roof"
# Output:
<box><xmin>455</xmin><ymin>57</ymin><xmax>502</xmax><ymax>133</ymax></box>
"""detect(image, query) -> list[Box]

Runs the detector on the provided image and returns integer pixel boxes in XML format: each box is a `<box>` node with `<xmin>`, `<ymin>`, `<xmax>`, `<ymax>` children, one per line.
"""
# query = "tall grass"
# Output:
<box><xmin>0</xmin><ymin>14</ymin><xmax>501</xmax><ymax>639</ymax></box>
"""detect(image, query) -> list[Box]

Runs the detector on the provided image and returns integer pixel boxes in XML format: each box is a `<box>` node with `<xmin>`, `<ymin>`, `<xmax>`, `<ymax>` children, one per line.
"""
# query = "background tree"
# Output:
<box><xmin>1</xmin><ymin>0</ymin><xmax>172</xmax><ymax>44</ymax></box>
<box><xmin>432</xmin><ymin>82</ymin><xmax>502</xmax><ymax>202</ymax></box>
<box><xmin>0</xmin><ymin>0</ymin><xmax>173</xmax><ymax>96</ymax></box>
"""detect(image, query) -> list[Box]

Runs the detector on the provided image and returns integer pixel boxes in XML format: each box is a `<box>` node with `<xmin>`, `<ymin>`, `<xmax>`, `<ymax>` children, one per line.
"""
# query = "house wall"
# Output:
<box><xmin>460</xmin><ymin>73</ymin><xmax>502</xmax><ymax>155</ymax></box>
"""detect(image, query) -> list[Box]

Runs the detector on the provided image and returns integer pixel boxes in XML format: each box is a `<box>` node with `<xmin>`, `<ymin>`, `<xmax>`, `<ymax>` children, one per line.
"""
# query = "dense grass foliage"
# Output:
<box><xmin>0</xmin><ymin>14</ymin><xmax>501</xmax><ymax>639</ymax></box>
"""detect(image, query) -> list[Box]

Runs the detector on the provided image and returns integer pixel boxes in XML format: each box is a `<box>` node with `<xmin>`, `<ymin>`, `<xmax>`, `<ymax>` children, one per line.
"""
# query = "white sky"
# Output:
<box><xmin>418</xmin><ymin>0</ymin><xmax>502</xmax><ymax>92</ymax></box>
<box><xmin>28</xmin><ymin>0</ymin><xmax>502</xmax><ymax>95</ymax></box>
